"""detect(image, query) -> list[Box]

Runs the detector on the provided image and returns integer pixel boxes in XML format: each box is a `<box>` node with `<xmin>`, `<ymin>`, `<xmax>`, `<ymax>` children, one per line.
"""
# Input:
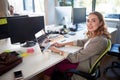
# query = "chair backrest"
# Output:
<box><xmin>89</xmin><ymin>39</ymin><xmax>111</xmax><ymax>74</ymax></box>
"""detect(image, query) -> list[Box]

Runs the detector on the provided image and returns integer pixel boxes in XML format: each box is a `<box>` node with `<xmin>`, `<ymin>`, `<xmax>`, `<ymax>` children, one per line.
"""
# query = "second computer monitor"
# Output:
<box><xmin>73</xmin><ymin>7</ymin><xmax>86</xmax><ymax>25</ymax></box>
<box><xmin>55</xmin><ymin>6</ymin><xmax>72</xmax><ymax>25</ymax></box>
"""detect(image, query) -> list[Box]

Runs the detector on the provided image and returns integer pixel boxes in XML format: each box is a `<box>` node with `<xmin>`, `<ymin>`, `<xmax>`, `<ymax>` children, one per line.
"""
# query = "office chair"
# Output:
<box><xmin>65</xmin><ymin>39</ymin><xmax>111</xmax><ymax>80</ymax></box>
<box><xmin>104</xmin><ymin>44</ymin><xmax>120</xmax><ymax>78</ymax></box>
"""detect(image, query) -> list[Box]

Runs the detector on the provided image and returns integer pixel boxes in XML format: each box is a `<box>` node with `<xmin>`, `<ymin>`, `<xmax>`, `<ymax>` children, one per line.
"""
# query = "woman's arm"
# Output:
<box><xmin>49</xmin><ymin>46</ymin><xmax>64</xmax><ymax>55</ymax></box>
<box><xmin>53</xmin><ymin>41</ymin><xmax>75</xmax><ymax>47</ymax></box>
<box><xmin>67</xmin><ymin>37</ymin><xmax>108</xmax><ymax>63</ymax></box>
<box><xmin>54</xmin><ymin>38</ymin><xmax>88</xmax><ymax>47</ymax></box>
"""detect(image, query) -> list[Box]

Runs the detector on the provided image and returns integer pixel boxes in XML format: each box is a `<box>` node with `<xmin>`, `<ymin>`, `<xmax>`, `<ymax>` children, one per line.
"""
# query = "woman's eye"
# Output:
<box><xmin>87</xmin><ymin>19</ymin><xmax>89</xmax><ymax>22</ymax></box>
<box><xmin>93</xmin><ymin>20</ymin><xmax>95</xmax><ymax>22</ymax></box>
<box><xmin>91</xmin><ymin>19</ymin><xmax>96</xmax><ymax>22</ymax></box>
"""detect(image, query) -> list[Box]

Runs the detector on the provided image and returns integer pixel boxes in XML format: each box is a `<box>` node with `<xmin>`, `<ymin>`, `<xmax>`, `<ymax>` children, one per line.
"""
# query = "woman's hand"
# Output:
<box><xmin>52</xmin><ymin>43</ymin><xmax>64</xmax><ymax>47</ymax></box>
<box><xmin>59</xmin><ymin>51</ymin><xmax>64</xmax><ymax>55</ymax></box>
<box><xmin>49</xmin><ymin>46</ymin><xmax>64</xmax><ymax>55</ymax></box>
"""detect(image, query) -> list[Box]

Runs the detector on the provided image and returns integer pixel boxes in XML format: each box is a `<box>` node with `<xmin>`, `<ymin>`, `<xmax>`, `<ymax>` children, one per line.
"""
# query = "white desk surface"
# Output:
<box><xmin>57</xmin><ymin>27</ymin><xmax>117</xmax><ymax>43</ymax></box>
<box><xmin>0</xmin><ymin>39</ymin><xmax>65</xmax><ymax>80</ymax></box>
<box><xmin>0</xmin><ymin>27</ymin><xmax>117</xmax><ymax>80</ymax></box>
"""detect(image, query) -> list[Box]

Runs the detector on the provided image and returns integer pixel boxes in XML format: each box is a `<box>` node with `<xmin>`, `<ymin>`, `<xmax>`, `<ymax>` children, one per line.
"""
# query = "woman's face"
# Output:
<box><xmin>86</xmin><ymin>14</ymin><xmax>102</xmax><ymax>32</ymax></box>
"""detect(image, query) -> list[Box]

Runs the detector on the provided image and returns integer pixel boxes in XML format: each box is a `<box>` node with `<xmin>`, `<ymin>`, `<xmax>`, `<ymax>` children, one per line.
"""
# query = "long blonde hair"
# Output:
<box><xmin>86</xmin><ymin>11</ymin><xmax>111</xmax><ymax>39</ymax></box>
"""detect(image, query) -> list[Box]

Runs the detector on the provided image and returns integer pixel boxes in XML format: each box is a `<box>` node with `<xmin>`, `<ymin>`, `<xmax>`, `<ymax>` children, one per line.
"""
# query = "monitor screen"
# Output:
<box><xmin>73</xmin><ymin>7</ymin><xmax>86</xmax><ymax>25</ymax></box>
<box><xmin>0</xmin><ymin>23</ymin><xmax>9</xmax><ymax>40</ymax></box>
<box><xmin>7</xmin><ymin>16</ymin><xmax>45</xmax><ymax>47</ymax></box>
<box><xmin>0</xmin><ymin>15</ymin><xmax>28</xmax><ymax>40</ymax></box>
<box><xmin>55</xmin><ymin>6</ymin><xmax>72</xmax><ymax>25</ymax></box>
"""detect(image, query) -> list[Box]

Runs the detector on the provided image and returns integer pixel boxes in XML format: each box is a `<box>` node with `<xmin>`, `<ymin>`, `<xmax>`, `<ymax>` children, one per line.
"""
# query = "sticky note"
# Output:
<box><xmin>0</xmin><ymin>18</ymin><xmax>7</xmax><ymax>25</ymax></box>
<box><xmin>27</xmin><ymin>48</ymin><xmax>34</xmax><ymax>54</ymax></box>
<box><xmin>4</xmin><ymin>50</ymin><xmax>11</xmax><ymax>53</ymax></box>
<box><xmin>19</xmin><ymin>52</ymin><xmax>29</xmax><ymax>57</ymax></box>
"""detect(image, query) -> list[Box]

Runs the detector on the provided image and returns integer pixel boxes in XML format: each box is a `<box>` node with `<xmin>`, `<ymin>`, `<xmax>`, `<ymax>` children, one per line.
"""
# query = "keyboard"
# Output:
<box><xmin>37</xmin><ymin>34</ymin><xmax>48</xmax><ymax>45</ymax></box>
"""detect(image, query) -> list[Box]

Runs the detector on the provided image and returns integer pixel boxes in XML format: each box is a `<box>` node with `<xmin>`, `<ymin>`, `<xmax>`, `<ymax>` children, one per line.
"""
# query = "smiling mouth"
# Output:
<box><xmin>88</xmin><ymin>27</ymin><xmax>93</xmax><ymax>29</ymax></box>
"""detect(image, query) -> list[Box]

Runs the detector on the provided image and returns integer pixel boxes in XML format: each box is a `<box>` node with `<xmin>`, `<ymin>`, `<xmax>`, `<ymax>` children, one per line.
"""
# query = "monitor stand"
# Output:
<box><xmin>21</xmin><ymin>41</ymin><xmax>36</xmax><ymax>47</ymax></box>
<box><xmin>75</xmin><ymin>24</ymin><xmax>84</xmax><ymax>31</ymax></box>
<box><xmin>75</xmin><ymin>24</ymin><xmax>78</xmax><ymax>30</ymax></box>
<box><xmin>69</xmin><ymin>24</ymin><xmax>78</xmax><ymax>32</ymax></box>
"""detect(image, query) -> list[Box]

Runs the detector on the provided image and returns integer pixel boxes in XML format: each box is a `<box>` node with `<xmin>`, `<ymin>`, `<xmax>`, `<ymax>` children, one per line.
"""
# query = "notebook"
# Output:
<box><xmin>35</xmin><ymin>30</ymin><xmax>80</xmax><ymax>53</ymax></box>
<box><xmin>35</xmin><ymin>29</ymin><xmax>48</xmax><ymax>44</ymax></box>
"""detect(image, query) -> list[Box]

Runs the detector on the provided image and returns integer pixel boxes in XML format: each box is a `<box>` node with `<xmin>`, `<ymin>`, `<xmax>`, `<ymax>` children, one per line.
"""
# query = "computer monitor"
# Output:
<box><xmin>0</xmin><ymin>15</ymin><xmax>28</xmax><ymax>19</ymax></box>
<box><xmin>0</xmin><ymin>15</ymin><xmax>28</xmax><ymax>40</ymax></box>
<box><xmin>7</xmin><ymin>16</ymin><xmax>45</xmax><ymax>47</ymax></box>
<box><xmin>73</xmin><ymin>7</ymin><xmax>86</xmax><ymax>25</ymax></box>
<box><xmin>55</xmin><ymin>6</ymin><xmax>72</xmax><ymax>25</ymax></box>
<box><xmin>0</xmin><ymin>22</ymin><xmax>9</xmax><ymax>40</ymax></box>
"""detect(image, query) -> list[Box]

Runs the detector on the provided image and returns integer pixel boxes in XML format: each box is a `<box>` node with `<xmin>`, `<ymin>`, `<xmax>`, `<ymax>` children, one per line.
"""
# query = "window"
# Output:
<box><xmin>8</xmin><ymin>0</ymin><xmax>23</xmax><ymax>13</ymax></box>
<box><xmin>58</xmin><ymin>0</ymin><xmax>73</xmax><ymax>6</ymax></box>
<box><xmin>95</xmin><ymin>0</ymin><xmax>120</xmax><ymax>19</ymax></box>
<box><xmin>73</xmin><ymin>0</ymin><xmax>92</xmax><ymax>15</ymax></box>
<box><xmin>8</xmin><ymin>0</ymin><xmax>45</xmax><ymax>16</ymax></box>
<box><xmin>23</xmin><ymin>0</ymin><xmax>35</xmax><ymax>12</ymax></box>
<box><xmin>58</xmin><ymin>0</ymin><xmax>92</xmax><ymax>15</ymax></box>
<box><xmin>58</xmin><ymin>0</ymin><xmax>120</xmax><ymax>19</ymax></box>
<box><xmin>34</xmin><ymin>0</ymin><xmax>45</xmax><ymax>15</ymax></box>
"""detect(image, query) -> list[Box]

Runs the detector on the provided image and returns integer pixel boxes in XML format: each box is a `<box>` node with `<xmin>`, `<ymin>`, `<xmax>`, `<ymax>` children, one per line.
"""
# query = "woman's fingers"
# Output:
<box><xmin>45</xmin><ymin>39</ymin><xmax>51</xmax><ymax>43</ymax></box>
<box><xmin>53</xmin><ymin>43</ymin><xmax>63</xmax><ymax>47</ymax></box>
<box><xmin>59</xmin><ymin>51</ymin><xmax>64</xmax><ymax>55</ymax></box>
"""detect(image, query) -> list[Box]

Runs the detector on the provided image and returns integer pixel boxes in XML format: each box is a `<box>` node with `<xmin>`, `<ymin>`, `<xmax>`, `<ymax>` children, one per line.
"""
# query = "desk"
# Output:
<box><xmin>0</xmin><ymin>27</ymin><xmax>117</xmax><ymax>80</ymax></box>
<box><xmin>0</xmin><ymin>39</ymin><xmax>65</xmax><ymax>80</ymax></box>
<box><xmin>57</xmin><ymin>27</ymin><xmax>117</xmax><ymax>43</ymax></box>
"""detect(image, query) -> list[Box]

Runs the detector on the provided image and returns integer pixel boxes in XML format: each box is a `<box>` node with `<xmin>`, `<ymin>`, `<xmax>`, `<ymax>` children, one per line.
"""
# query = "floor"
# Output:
<box><xmin>29</xmin><ymin>55</ymin><xmax>120</xmax><ymax>80</ymax></box>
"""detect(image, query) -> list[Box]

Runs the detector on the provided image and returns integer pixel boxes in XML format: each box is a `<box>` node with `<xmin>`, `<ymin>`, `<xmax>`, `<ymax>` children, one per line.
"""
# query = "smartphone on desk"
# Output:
<box><xmin>14</xmin><ymin>70</ymin><xmax>24</xmax><ymax>80</ymax></box>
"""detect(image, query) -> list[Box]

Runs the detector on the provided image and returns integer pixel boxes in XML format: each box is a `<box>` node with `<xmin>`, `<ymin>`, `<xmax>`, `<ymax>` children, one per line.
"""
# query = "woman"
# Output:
<box><xmin>9</xmin><ymin>5</ymin><xmax>14</xmax><ymax>15</ymax></box>
<box><xmin>9</xmin><ymin>5</ymin><xmax>19</xmax><ymax>16</ymax></box>
<box><xmin>44</xmin><ymin>11</ymin><xmax>111</xmax><ymax>80</ymax></box>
